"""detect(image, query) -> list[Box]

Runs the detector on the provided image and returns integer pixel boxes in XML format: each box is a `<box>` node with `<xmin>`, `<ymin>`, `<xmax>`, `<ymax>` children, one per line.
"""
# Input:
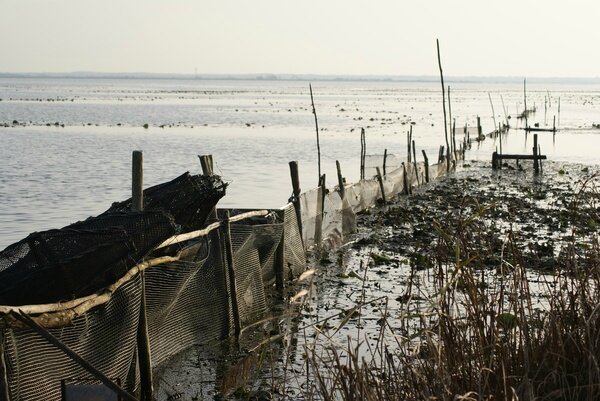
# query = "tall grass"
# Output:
<box><xmin>303</xmin><ymin>174</ymin><xmax>600</xmax><ymax>401</ymax></box>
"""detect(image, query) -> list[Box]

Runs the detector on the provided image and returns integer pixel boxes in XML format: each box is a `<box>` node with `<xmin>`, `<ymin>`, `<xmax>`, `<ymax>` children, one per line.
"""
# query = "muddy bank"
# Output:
<box><xmin>155</xmin><ymin>159</ymin><xmax>600</xmax><ymax>400</ymax></box>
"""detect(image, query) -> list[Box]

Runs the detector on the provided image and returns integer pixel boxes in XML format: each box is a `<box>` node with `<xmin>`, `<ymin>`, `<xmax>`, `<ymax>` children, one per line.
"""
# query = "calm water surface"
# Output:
<box><xmin>1</xmin><ymin>78</ymin><xmax>600</xmax><ymax>248</ymax></box>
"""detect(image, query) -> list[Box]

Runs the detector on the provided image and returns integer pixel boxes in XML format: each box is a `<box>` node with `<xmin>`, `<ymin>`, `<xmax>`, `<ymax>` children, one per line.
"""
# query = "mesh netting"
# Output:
<box><xmin>145</xmin><ymin>231</ymin><xmax>232</xmax><ymax>367</ymax></box>
<box><xmin>0</xmin><ymin>211</ymin><xmax>177</xmax><ymax>306</ymax></box>
<box><xmin>2</xmin><ymin>275</ymin><xmax>141</xmax><ymax>401</ymax></box>
<box><xmin>364</xmin><ymin>153</ymin><xmax>400</xmax><ymax>179</ymax></box>
<box><xmin>105</xmin><ymin>172</ymin><xmax>227</xmax><ymax>233</ymax></box>
<box><xmin>281</xmin><ymin>204</ymin><xmax>307</xmax><ymax>279</ymax></box>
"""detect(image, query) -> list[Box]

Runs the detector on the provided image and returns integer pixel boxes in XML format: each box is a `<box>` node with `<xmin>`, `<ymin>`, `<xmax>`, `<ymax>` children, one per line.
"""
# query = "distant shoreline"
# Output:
<box><xmin>0</xmin><ymin>72</ymin><xmax>599</xmax><ymax>85</ymax></box>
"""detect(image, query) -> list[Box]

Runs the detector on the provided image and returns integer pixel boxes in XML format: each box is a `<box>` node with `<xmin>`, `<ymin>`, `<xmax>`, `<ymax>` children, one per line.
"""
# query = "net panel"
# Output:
<box><xmin>3</xmin><ymin>276</ymin><xmax>141</xmax><ymax>401</ymax></box>
<box><xmin>281</xmin><ymin>204</ymin><xmax>306</xmax><ymax>279</ymax></box>
<box><xmin>145</xmin><ymin>231</ymin><xmax>231</xmax><ymax>368</ymax></box>
<box><xmin>364</xmin><ymin>153</ymin><xmax>400</xmax><ymax>179</ymax></box>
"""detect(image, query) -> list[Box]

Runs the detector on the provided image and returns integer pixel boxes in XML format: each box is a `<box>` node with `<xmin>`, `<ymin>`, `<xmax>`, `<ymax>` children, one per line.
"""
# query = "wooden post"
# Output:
<box><xmin>477</xmin><ymin>116</ymin><xmax>482</xmax><ymax>139</ymax></box>
<box><xmin>407</xmin><ymin>129</ymin><xmax>412</xmax><ymax>163</ymax></box>
<box><xmin>421</xmin><ymin>150</ymin><xmax>430</xmax><ymax>183</ymax></box>
<box><xmin>360</xmin><ymin>128</ymin><xmax>366</xmax><ymax>180</ymax></box>
<box><xmin>309</xmin><ymin>84</ymin><xmax>321</xmax><ymax>185</ymax></box>
<box><xmin>132</xmin><ymin>150</ymin><xmax>153</xmax><ymax>401</ymax></box>
<box><xmin>447</xmin><ymin>85</ymin><xmax>452</xmax><ymax>152</ymax></box>
<box><xmin>288</xmin><ymin>161</ymin><xmax>304</xmax><ymax>248</ymax></box>
<box><xmin>336</xmin><ymin>160</ymin><xmax>345</xmax><ymax>199</ymax></box>
<box><xmin>383</xmin><ymin>149</ymin><xmax>388</xmax><ymax>176</ymax></box>
<box><xmin>10</xmin><ymin>312</ymin><xmax>137</xmax><ymax>401</ymax></box>
<box><xmin>492</xmin><ymin>151</ymin><xmax>498</xmax><ymax>170</ymax></box>
<box><xmin>412</xmin><ymin>140</ymin><xmax>419</xmax><ymax>185</ymax></box>
<box><xmin>376</xmin><ymin>167</ymin><xmax>386</xmax><ymax>204</ymax></box>
<box><xmin>533</xmin><ymin>134</ymin><xmax>539</xmax><ymax>174</ymax></box>
<box><xmin>524</xmin><ymin>78</ymin><xmax>527</xmax><ymax>113</ymax></box>
<box><xmin>222</xmin><ymin>211</ymin><xmax>241</xmax><ymax>336</ymax></box>
<box><xmin>402</xmin><ymin>163</ymin><xmax>410</xmax><ymax>195</ymax></box>
<box><xmin>314</xmin><ymin>174</ymin><xmax>326</xmax><ymax>246</ymax></box>
<box><xmin>553</xmin><ymin>115</ymin><xmax>556</xmax><ymax>133</ymax></box>
<box><xmin>539</xmin><ymin>144</ymin><xmax>543</xmax><ymax>173</ymax></box>
<box><xmin>452</xmin><ymin>119</ymin><xmax>457</xmax><ymax>160</ymax></box>
<box><xmin>132</xmin><ymin>151</ymin><xmax>143</xmax><ymax>212</ymax></box>
<box><xmin>199</xmin><ymin>154</ymin><xmax>218</xmax><ymax>220</ymax></box>
<box><xmin>0</xmin><ymin>332</ymin><xmax>10</xmax><ymax>401</ymax></box>
<box><xmin>438</xmin><ymin>145</ymin><xmax>445</xmax><ymax>163</ymax></box>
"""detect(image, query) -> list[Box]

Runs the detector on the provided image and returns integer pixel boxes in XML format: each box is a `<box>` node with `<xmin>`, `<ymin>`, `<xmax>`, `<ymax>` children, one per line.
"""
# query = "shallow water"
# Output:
<box><xmin>1</xmin><ymin>77</ymin><xmax>600</xmax><ymax>248</ymax></box>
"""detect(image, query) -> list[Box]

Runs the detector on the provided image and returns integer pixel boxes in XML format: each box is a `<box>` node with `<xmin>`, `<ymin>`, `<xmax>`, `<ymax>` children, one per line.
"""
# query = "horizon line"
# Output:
<box><xmin>1</xmin><ymin>71</ymin><xmax>599</xmax><ymax>82</ymax></box>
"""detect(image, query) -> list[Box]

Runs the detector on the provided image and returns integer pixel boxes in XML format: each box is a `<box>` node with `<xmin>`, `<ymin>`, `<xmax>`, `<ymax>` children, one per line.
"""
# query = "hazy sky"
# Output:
<box><xmin>2</xmin><ymin>0</ymin><xmax>599</xmax><ymax>77</ymax></box>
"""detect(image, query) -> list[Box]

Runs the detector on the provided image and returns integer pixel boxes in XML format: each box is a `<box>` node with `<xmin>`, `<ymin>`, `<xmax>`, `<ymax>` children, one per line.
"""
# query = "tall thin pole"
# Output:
<box><xmin>524</xmin><ymin>78</ymin><xmax>527</xmax><ymax>113</ymax></box>
<box><xmin>447</xmin><ymin>85</ymin><xmax>453</xmax><ymax>157</ymax></box>
<box><xmin>488</xmin><ymin>93</ymin><xmax>497</xmax><ymax>134</ymax></box>
<box><xmin>309</xmin><ymin>84</ymin><xmax>321</xmax><ymax>184</ymax></box>
<box><xmin>436</xmin><ymin>39</ymin><xmax>450</xmax><ymax>169</ymax></box>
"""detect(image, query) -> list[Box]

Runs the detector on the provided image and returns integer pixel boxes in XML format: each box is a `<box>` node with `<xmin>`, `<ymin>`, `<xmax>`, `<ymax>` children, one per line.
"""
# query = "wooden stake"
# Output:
<box><xmin>448</xmin><ymin>86</ymin><xmax>453</xmax><ymax>156</ymax></box>
<box><xmin>336</xmin><ymin>160</ymin><xmax>345</xmax><ymax>199</ymax></box>
<box><xmin>412</xmin><ymin>140</ymin><xmax>419</xmax><ymax>184</ymax></box>
<box><xmin>132</xmin><ymin>150</ymin><xmax>153</xmax><ymax>401</ymax></box>
<box><xmin>375</xmin><ymin>167</ymin><xmax>386</xmax><ymax>204</ymax></box>
<box><xmin>314</xmin><ymin>174</ymin><xmax>326</xmax><ymax>246</ymax></box>
<box><xmin>360</xmin><ymin>128</ymin><xmax>366</xmax><ymax>180</ymax></box>
<box><xmin>421</xmin><ymin>150</ymin><xmax>430</xmax><ymax>183</ymax></box>
<box><xmin>383</xmin><ymin>149</ymin><xmax>388</xmax><ymax>176</ymax></box>
<box><xmin>407</xmin><ymin>129</ymin><xmax>411</xmax><ymax>163</ymax></box>
<box><xmin>132</xmin><ymin>151</ymin><xmax>143</xmax><ymax>212</ymax></box>
<box><xmin>288</xmin><ymin>161</ymin><xmax>304</xmax><ymax>248</ymax></box>
<box><xmin>402</xmin><ymin>163</ymin><xmax>409</xmax><ymax>195</ymax></box>
<box><xmin>436</xmin><ymin>39</ymin><xmax>450</xmax><ymax>170</ymax></box>
<box><xmin>222</xmin><ymin>211</ymin><xmax>241</xmax><ymax>336</ymax></box>
<box><xmin>488</xmin><ymin>92</ymin><xmax>497</xmax><ymax>135</ymax></box>
<box><xmin>309</xmin><ymin>84</ymin><xmax>321</xmax><ymax>185</ymax></box>
<box><xmin>533</xmin><ymin>134</ymin><xmax>539</xmax><ymax>174</ymax></box>
<box><xmin>199</xmin><ymin>154</ymin><xmax>217</xmax><ymax>220</ymax></box>
<box><xmin>0</xmin><ymin>332</ymin><xmax>10</xmax><ymax>401</ymax></box>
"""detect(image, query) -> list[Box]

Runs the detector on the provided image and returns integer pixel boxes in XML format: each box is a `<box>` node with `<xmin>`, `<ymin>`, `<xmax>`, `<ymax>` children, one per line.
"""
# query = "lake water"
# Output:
<box><xmin>1</xmin><ymin>77</ymin><xmax>600</xmax><ymax>248</ymax></box>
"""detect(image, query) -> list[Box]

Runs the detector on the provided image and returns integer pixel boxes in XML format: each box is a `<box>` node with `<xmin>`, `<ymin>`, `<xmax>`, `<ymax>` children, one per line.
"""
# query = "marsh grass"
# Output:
<box><xmin>301</xmin><ymin>174</ymin><xmax>600</xmax><ymax>401</ymax></box>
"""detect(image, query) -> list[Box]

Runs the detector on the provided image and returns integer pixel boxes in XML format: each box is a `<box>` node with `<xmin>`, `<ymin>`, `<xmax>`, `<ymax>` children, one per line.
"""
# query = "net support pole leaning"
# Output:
<box><xmin>133</xmin><ymin>151</ymin><xmax>154</xmax><ymax>401</ymax></box>
<box><xmin>336</xmin><ymin>160</ymin><xmax>345</xmax><ymax>199</ymax></box>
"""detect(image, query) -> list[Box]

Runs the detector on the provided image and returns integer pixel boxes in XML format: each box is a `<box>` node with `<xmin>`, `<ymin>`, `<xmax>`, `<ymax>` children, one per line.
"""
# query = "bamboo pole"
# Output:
<box><xmin>402</xmin><ymin>163</ymin><xmax>409</xmax><ymax>195</ymax></box>
<box><xmin>314</xmin><ymin>174</ymin><xmax>326</xmax><ymax>246</ymax></box>
<box><xmin>412</xmin><ymin>140</ymin><xmax>419</xmax><ymax>185</ymax></box>
<box><xmin>533</xmin><ymin>134</ymin><xmax>539</xmax><ymax>174</ymax></box>
<box><xmin>436</xmin><ymin>39</ymin><xmax>450</xmax><ymax>171</ymax></box>
<box><xmin>309</xmin><ymin>84</ymin><xmax>321</xmax><ymax>185</ymax></box>
<box><xmin>360</xmin><ymin>128</ymin><xmax>366</xmax><ymax>180</ymax></box>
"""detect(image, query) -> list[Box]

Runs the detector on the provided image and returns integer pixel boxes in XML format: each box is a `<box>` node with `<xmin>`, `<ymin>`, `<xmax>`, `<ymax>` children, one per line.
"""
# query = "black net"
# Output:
<box><xmin>105</xmin><ymin>172</ymin><xmax>227</xmax><ymax>232</ymax></box>
<box><xmin>0</xmin><ymin>211</ymin><xmax>177</xmax><ymax>306</ymax></box>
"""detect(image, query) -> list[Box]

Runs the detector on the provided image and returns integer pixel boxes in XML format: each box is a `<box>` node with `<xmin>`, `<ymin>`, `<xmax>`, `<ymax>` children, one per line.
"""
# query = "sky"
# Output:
<box><xmin>1</xmin><ymin>0</ymin><xmax>599</xmax><ymax>77</ymax></box>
